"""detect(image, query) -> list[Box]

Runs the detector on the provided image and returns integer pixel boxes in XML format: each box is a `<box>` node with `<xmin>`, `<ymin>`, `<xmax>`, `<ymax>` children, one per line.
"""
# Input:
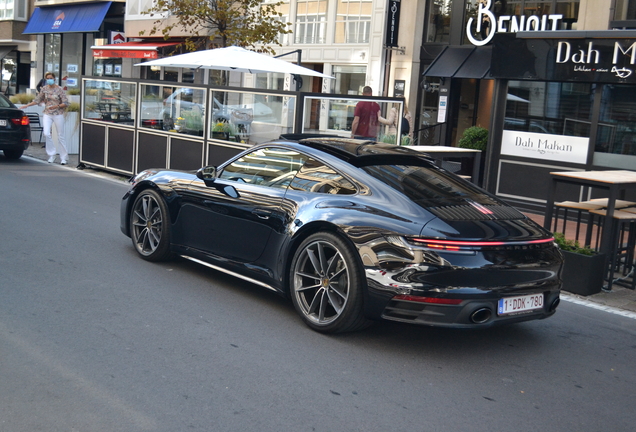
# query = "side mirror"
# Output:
<box><xmin>196</xmin><ymin>166</ymin><xmax>217</xmax><ymax>184</ymax></box>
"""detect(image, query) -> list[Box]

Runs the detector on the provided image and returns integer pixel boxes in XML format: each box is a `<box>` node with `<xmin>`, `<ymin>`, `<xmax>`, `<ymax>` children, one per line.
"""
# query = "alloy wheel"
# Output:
<box><xmin>131</xmin><ymin>192</ymin><xmax>164</xmax><ymax>257</ymax></box>
<box><xmin>292</xmin><ymin>239</ymin><xmax>351</xmax><ymax>326</ymax></box>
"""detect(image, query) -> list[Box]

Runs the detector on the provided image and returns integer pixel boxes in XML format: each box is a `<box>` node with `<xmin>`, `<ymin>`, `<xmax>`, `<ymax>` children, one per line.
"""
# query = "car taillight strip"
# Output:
<box><xmin>393</xmin><ymin>295</ymin><xmax>463</xmax><ymax>305</ymax></box>
<box><xmin>410</xmin><ymin>237</ymin><xmax>554</xmax><ymax>249</ymax></box>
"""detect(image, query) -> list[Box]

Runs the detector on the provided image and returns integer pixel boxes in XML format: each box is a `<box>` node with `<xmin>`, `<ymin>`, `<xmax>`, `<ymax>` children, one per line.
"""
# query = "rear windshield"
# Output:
<box><xmin>0</xmin><ymin>96</ymin><xmax>13</xmax><ymax>108</ymax></box>
<box><xmin>360</xmin><ymin>163</ymin><xmax>499</xmax><ymax>207</ymax></box>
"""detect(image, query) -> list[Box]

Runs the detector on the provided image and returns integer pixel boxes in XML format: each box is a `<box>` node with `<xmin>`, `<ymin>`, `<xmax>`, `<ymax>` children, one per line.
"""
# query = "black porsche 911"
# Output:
<box><xmin>120</xmin><ymin>138</ymin><xmax>563</xmax><ymax>333</ymax></box>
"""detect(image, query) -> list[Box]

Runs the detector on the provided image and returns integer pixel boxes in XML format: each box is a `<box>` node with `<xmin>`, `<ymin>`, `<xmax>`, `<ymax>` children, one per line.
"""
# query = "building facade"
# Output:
<box><xmin>0</xmin><ymin>0</ymin><xmax>33</xmax><ymax>95</ymax></box>
<box><xmin>23</xmin><ymin>0</ymin><xmax>125</xmax><ymax>91</ymax></box>
<box><xmin>418</xmin><ymin>0</ymin><xmax>636</xmax><ymax>211</ymax></box>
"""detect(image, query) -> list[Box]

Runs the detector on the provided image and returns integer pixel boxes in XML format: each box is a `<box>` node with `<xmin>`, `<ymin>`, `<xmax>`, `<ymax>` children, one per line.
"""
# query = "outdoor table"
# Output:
<box><xmin>410</xmin><ymin>146</ymin><xmax>482</xmax><ymax>183</ymax></box>
<box><xmin>543</xmin><ymin>170</ymin><xmax>636</xmax><ymax>255</ymax></box>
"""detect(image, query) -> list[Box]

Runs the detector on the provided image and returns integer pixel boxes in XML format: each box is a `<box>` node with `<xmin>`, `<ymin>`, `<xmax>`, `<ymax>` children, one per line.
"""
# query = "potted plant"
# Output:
<box><xmin>458</xmin><ymin>126</ymin><xmax>488</xmax><ymax>185</ymax></box>
<box><xmin>553</xmin><ymin>233</ymin><xmax>606</xmax><ymax>296</ymax></box>
<box><xmin>211</xmin><ymin>121</ymin><xmax>235</xmax><ymax>141</ymax></box>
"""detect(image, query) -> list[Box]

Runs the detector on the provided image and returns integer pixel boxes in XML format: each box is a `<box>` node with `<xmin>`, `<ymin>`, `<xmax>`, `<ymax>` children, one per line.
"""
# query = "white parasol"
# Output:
<box><xmin>136</xmin><ymin>46</ymin><xmax>333</xmax><ymax>79</ymax></box>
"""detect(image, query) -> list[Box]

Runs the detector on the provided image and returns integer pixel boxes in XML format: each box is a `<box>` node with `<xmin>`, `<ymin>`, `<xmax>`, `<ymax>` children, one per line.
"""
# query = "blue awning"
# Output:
<box><xmin>23</xmin><ymin>2</ymin><xmax>112</xmax><ymax>34</ymax></box>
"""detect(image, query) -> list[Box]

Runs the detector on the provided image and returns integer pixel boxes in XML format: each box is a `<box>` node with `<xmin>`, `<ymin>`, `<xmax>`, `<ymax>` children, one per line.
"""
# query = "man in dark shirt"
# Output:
<box><xmin>351</xmin><ymin>86</ymin><xmax>381</xmax><ymax>140</ymax></box>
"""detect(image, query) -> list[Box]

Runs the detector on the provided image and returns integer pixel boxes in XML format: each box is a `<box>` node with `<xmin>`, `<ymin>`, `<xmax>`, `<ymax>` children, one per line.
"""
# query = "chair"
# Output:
<box><xmin>588</xmin><ymin>208</ymin><xmax>636</xmax><ymax>290</ymax></box>
<box><xmin>26</xmin><ymin>113</ymin><xmax>43</xmax><ymax>144</ymax></box>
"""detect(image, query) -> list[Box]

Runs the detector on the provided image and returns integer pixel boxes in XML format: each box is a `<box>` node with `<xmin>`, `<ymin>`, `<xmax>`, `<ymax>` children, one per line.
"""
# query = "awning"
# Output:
<box><xmin>23</xmin><ymin>2</ymin><xmax>112</xmax><ymax>34</ymax></box>
<box><xmin>454</xmin><ymin>46</ymin><xmax>491</xmax><ymax>79</ymax></box>
<box><xmin>423</xmin><ymin>46</ymin><xmax>492</xmax><ymax>79</ymax></box>
<box><xmin>92</xmin><ymin>41</ymin><xmax>180</xmax><ymax>59</ymax></box>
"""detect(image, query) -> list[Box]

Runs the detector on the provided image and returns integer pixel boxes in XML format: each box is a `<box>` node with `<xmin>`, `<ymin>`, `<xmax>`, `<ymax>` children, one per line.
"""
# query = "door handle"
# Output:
<box><xmin>253</xmin><ymin>209</ymin><xmax>271</xmax><ymax>220</ymax></box>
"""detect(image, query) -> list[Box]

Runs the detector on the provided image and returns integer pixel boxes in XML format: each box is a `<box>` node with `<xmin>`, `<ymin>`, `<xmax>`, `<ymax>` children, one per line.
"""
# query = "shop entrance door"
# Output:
<box><xmin>448</xmin><ymin>78</ymin><xmax>493</xmax><ymax>147</ymax></box>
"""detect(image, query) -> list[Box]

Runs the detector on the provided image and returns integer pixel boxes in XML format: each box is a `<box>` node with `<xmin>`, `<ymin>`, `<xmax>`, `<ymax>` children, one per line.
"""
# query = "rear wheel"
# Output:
<box><xmin>3</xmin><ymin>149</ymin><xmax>23</xmax><ymax>159</ymax></box>
<box><xmin>130</xmin><ymin>189</ymin><xmax>172</xmax><ymax>261</ymax></box>
<box><xmin>290</xmin><ymin>232</ymin><xmax>371</xmax><ymax>333</ymax></box>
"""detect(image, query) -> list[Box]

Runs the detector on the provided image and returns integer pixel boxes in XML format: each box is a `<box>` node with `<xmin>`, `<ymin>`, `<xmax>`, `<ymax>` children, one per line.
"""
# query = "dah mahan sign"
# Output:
<box><xmin>501</xmin><ymin>130</ymin><xmax>589</xmax><ymax>164</ymax></box>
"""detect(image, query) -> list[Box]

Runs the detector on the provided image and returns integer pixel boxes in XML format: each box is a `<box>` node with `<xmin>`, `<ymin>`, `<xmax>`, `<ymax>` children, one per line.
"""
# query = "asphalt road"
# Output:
<box><xmin>1</xmin><ymin>155</ymin><xmax>636</xmax><ymax>432</ymax></box>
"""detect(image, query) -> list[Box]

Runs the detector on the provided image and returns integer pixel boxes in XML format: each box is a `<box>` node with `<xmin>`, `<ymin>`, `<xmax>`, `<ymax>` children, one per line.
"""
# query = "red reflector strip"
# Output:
<box><xmin>393</xmin><ymin>295</ymin><xmax>463</xmax><ymax>305</ymax></box>
<box><xmin>411</xmin><ymin>237</ymin><xmax>554</xmax><ymax>248</ymax></box>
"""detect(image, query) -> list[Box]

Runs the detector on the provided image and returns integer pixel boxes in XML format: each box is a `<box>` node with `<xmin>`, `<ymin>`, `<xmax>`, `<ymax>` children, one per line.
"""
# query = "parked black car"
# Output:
<box><xmin>120</xmin><ymin>138</ymin><xmax>563</xmax><ymax>333</ymax></box>
<box><xmin>0</xmin><ymin>94</ymin><xmax>31</xmax><ymax>160</ymax></box>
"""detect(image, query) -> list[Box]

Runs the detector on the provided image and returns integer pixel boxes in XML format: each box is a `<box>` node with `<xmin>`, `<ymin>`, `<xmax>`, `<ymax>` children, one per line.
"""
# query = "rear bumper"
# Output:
<box><xmin>376</xmin><ymin>286</ymin><xmax>560</xmax><ymax>328</ymax></box>
<box><xmin>357</xmin><ymin>234</ymin><xmax>564</xmax><ymax>327</ymax></box>
<box><xmin>0</xmin><ymin>133</ymin><xmax>30</xmax><ymax>151</ymax></box>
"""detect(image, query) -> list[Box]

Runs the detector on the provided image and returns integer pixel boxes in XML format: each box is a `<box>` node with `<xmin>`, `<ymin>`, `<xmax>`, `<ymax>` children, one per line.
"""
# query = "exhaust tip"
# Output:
<box><xmin>470</xmin><ymin>307</ymin><xmax>492</xmax><ymax>324</ymax></box>
<box><xmin>550</xmin><ymin>298</ymin><xmax>560</xmax><ymax>312</ymax></box>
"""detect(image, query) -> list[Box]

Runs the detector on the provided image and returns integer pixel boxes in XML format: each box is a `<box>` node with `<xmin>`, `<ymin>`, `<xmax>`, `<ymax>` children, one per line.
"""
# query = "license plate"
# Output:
<box><xmin>498</xmin><ymin>294</ymin><xmax>543</xmax><ymax>315</ymax></box>
<box><xmin>0</xmin><ymin>119</ymin><xmax>6</xmax><ymax>126</ymax></box>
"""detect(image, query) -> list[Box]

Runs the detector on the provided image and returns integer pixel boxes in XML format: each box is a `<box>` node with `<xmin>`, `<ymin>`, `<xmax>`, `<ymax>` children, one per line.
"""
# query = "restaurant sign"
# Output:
<box><xmin>492</xmin><ymin>35</ymin><xmax>636</xmax><ymax>83</ymax></box>
<box><xmin>501</xmin><ymin>130</ymin><xmax>589</xmax><ymax>164</ymax></box>
<box><xmin>466</xmin><ymin>0</ymin><xmax>563</xmax><ymax>46</ymax></box>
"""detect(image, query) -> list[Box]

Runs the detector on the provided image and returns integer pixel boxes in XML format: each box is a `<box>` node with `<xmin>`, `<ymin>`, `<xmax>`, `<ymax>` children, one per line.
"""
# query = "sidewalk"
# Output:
<box><xmin>523</xmin><ymin>212</ymin><xmax>636</xmax><ymax>313</ymax></box>
<box><xmin>24</xmin><ymin>139</ymin><xmax>80</xmax><ymax>167</ymax></box>
<box><xmin>21</xmin><ymin>141</ymin><xmax>636</xmax><ymax>315</ymax></box>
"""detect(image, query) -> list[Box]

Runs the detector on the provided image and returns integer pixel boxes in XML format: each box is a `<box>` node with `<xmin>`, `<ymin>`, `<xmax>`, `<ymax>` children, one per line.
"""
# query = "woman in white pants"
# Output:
<box><xmin>24</xmin><ymin>72</ymin><xmax>69</xmax><ymax>165</ymax></box>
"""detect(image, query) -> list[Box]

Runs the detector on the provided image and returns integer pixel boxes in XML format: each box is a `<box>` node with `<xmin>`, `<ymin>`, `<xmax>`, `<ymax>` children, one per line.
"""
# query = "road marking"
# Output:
<box><xmin>561</xmin><ymin>293</ymin><xmax>636</xmax><ymax>320</ymax></box>
<box><xmin>23</xmin><ymin>155</ymin><xmax>130</xmax><ymax>185</ymax></box>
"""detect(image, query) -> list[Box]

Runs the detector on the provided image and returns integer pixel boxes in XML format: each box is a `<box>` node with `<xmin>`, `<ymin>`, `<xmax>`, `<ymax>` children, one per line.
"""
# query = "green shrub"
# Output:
<box><xmin>458</xmin><ymin>126</ymin><xmax>488</xmax><ymax>151</ymax></box>
<box><xmin>67</xmin><ymin>102</ymin><xmax>80</xmax><ymax>112</ymax></box>
<box><xmin>553</xmin><ymin>232</ymin><xmax>596</xmax><ymax>256</ymax></box>
<box><xmin>378</xmin><ymin>134</ymin><xmax>398</xmax><ymax>144</ymax></box>
<box><xmin>67</xmin><ymin>88</ymin><xmax>81</xmax><ymax>95</ymax></box>
<box><xmin>10</xmin><ymin>93</ymin><xmax>35</xmax><ymax>105</ymax></box>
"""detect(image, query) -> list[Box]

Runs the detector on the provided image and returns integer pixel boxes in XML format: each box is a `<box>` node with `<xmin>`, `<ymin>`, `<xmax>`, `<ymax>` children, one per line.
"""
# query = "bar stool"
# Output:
<box><xmin>582</xmin><ymin>198</ymin><xmax>636</xmax><ymax>208</ymax></box>
<box><xmin>553</xmin><ymin>201</ymin><xmax>604</xmax><ymax>242</ymax></box>
<box><xmin>588</xmin><ymin>208</ymin><xmax>636</xmax><ymax>291</ymax></box>
<box><xmin>578</xmin><ymin>199</ymin><xmax>636</xmax><ymax>248</ymax></box>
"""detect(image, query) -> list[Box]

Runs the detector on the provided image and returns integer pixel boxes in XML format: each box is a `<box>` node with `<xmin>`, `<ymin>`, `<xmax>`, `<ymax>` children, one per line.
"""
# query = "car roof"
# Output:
<box><xmin>290</xmin><ymin>137</ymin><xmax>435</xmax><ymax>166</ymax></box>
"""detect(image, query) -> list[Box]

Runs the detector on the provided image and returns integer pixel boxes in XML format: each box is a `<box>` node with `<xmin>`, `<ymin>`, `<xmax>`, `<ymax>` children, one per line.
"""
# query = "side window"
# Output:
<box><xmin>219</xmin><ymin>147</ymin><xmax>306</xmax><ymax>189</ymax></box>
<box><xmin>289</xmin><ymin>158</ymin><xmax>357</xmax><ymax>195</ymax></box>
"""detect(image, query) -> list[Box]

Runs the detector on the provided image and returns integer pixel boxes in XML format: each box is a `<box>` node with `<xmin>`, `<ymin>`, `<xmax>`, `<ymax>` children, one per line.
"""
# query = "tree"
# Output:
<box><xmin>140</xmin><ymin>0</ymin><xmax>291</xmax><ymax>53</ymax></box>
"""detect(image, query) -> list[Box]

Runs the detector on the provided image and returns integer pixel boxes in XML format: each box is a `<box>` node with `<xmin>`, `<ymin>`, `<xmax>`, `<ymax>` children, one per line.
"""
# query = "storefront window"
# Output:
<box><xmin>62</xmin><ymin>34</ymin><xmax>83</xmax><ymax>93</ymax></box>
<box><xmin>417</xmin><ymin>77</ymin><xmax>442</xmax><ymax>145</ymax></box>
<box><xmin>83</xmin><ymin>79</ymin><xmax>136</xmax><ymax>126</ymax></box>
<box><xmin>334</xmin><ymin>0</ymin><xmax>372</xmax><ymax>44</ymax></box>
<box><xmin>427</xmin><ymin>0</ymin><xmax>453</xmax><ymax>43</ymax></box>
<box><xmin>505</xmin><ymin>80</ymin><xmax>594</xmax><ymax>137</ymax></box>
<box><xmin>594</xmin><ymin>84</ymin><xmax>636</xmax><ymax>167</ymax></box>
<box><xmin>614</xmin><ymin>0</ymin><xmax>636</xmax><ymax>20</ymax></box>
<box><xmin>0</xmin><ymin>53</ymin><xmax>16</xmax><ymax>95</ymax></box>
<box><xmin>331</xmin><ymin>65</ymin><xmax>366</xmax><ymax>95</ymax></box>
<box><xmin>295</xmin><ymin>0</ymin><xmax>328</xmax><ymax>44</ymax></box>
<box><xmin>44</xmin><ymin>34</ymin><xmax>61</xmax><ymax>78</ymax></box>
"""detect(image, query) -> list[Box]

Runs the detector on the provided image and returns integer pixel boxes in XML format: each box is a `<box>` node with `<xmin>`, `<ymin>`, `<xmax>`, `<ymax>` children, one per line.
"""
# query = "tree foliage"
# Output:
<box><xmin>140</xmin><ymin>0</ymin><xmax>291</xmax><ymax>53</ymax></box>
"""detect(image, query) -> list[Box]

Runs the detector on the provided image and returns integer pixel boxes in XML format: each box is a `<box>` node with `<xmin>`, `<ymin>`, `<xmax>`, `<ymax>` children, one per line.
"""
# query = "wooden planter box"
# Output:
<box><xmin>561</xmin><ymin>250</ymin><xmax>607</xmax><ymax>296</ymax></box>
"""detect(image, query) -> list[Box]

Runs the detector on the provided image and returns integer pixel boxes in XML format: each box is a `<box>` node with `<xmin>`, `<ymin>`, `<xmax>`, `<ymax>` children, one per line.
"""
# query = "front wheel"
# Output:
<box><xmin>130</xmin><ymin>189</ymin><xmax>173</xmax><ymax>261</ymax></box>
<box><xmin>290</xmin><ymin>232</ymin><xmax>371</xmax><ymax>333</ymax></box>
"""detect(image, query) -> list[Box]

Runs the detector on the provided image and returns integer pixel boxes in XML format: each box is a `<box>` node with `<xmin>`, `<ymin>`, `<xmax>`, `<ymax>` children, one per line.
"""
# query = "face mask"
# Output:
<box><xmin>46</xmin><ymin>79</ymin><xmax>54</xmax><ymax>85</ymax></box>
